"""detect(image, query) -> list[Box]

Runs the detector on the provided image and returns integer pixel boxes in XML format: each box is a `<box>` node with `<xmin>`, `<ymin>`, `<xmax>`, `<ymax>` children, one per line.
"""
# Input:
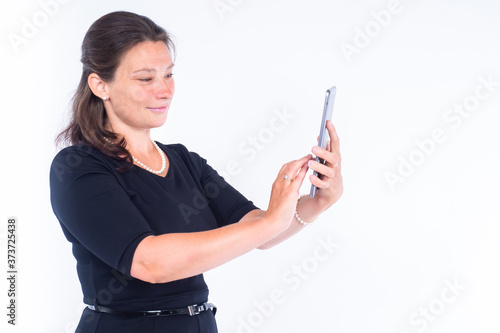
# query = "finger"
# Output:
<box><xmin>312</xmin><ymin>146</ymin><xmax>338</xmax><ymax>167</ymax></box>
<box><xmin>280</xmin><ymin>153</ymin><xmax>311</xmax><ymax>170</ymax></box>
<box><xmin>308</xmin><ymin>159</ymin><xmax>334</xmax><ymax>179</ymax></box>
<box><xmin>282</xmin><ymin>154</ymin><xmax>312</xmax><ymax>178</ymax></box>
<box><xmin>309</xmin><ymin>173</ymin><xmax>330</xmax><ymax>188</ymax></box>
<box><xmin>294</xmin><ymin>160</ymin><xmax>310</xmax><ymax>185</ymax></box>
<box><xmin>326</xmin><ymin>120</ymin><xmax>340</xmax><ymax>152</ymax></box>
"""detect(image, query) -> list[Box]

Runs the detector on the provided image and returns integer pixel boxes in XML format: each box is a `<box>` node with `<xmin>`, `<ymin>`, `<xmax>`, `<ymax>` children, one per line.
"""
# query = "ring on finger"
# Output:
<box><xmin>284</xmin><ymin>174</ymin><xmax>293</xmax><ymax>182</ymax></box>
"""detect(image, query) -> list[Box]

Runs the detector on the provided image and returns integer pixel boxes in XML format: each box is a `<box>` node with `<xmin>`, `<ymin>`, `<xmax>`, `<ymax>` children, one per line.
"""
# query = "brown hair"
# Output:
<box><xmin>55</xmin><ymin>11</ymin><xmax>175</xmax><ymax>171</ymax></box>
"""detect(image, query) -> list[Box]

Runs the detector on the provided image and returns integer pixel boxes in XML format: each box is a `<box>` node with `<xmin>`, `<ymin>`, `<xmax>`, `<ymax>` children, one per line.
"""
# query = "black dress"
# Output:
<box><xmin>49</xmin><ymin>142</ymin><xmax>259</xmax><ymax>333</ymax></box>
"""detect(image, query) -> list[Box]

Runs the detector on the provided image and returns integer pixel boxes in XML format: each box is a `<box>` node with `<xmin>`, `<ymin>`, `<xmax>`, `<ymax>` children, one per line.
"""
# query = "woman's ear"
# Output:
<box><xmin>88</xmin><ymin>73</ymin><xmax>109</xmax><ymax>101</ymax></box>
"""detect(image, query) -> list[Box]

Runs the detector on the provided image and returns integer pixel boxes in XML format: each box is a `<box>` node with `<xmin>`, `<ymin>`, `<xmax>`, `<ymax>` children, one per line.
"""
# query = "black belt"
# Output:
<box><xmin>87</xmin><ymin>302</ymin><xmax>216</xmax><ymax>317</ymax></box>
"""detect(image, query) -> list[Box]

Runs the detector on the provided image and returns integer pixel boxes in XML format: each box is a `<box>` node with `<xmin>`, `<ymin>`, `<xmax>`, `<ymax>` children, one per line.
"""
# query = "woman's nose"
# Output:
<box><xmin>157</xmin><ymin>78</ymin><xmax>174</xmax><ymax>99</ymax></box>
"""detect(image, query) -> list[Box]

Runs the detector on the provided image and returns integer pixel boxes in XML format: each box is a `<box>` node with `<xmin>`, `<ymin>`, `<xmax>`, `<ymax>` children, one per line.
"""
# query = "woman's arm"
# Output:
<box><xmin>132</xmin><ymin>121</ymin><xmax>343</xmax><ymax>283</ymax></box>
<box><xmin>132</xmin><ymin>191</ymin><xmax>331</xmax><ymax>284</ymax></box>
<box><xmin>131</xmin><ymin>212</ymin><xmax>279</xmax><ymax>283</ymax></box>
<box><xmin>257</xmin><ymin>196</ymin><xmax>325</xmax><ymax>249</ymax></box>
<box><xmin>131</xmin><ymin>154</ymin><xmax>311</xmax><ymax>284</ymax></box>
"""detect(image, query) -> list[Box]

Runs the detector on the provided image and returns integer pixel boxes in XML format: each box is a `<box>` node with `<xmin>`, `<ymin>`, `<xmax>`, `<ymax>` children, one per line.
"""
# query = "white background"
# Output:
<box><xmin>1</xmin><ymin>0</ymin><xmax>499</xmax><ymax>332</ymax></box>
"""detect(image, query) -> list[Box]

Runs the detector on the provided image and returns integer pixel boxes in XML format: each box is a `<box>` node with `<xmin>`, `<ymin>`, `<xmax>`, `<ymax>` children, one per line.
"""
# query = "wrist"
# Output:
<box><xmin>295</xmin><ymin>194</ymin><xmax>320</xmax><ymax>226</ymax></box>
<box><xmin>312</xmin><ymin>193</ymin><xmax>333</xmax><ymax>214</ymax></box>
<box><xmin>260</xmin><ymin>211</ymin><xmax>290</xmax><ymax>235</ymax></box>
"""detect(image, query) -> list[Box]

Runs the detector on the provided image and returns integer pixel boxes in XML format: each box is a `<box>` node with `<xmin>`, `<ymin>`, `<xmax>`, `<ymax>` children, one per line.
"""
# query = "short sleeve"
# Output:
<box><xmin>170</xmin><ymin>144</ymin><xmax>260</xmax><ymax>227</ymax></box>
<box><xmin>49</xmin><ymin>145</ymin><xmax>154</xmax><ymax>275</ymax></box>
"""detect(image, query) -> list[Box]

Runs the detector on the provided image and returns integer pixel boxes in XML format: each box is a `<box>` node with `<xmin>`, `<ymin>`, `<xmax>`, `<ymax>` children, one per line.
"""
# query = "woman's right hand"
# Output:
<box><xmin>263</xmin><ymin>154</ymin><xmax>312</xmax><ymax>232</ymax></box>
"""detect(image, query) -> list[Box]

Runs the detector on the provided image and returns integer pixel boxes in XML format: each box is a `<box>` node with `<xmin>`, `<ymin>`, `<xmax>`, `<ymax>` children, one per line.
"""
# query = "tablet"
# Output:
<box><xmin>310</xmin><ymin>86</ymin><xmax>336</xmax><ymax>198</ymax></box>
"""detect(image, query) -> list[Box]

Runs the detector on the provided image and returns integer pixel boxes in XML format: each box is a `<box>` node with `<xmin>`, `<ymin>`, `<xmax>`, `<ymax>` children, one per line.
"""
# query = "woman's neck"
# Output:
<box><xmin>124</xmin><ymin>131</ymin><xmax>154</xmax><ymax>155</ymax></box>
<box><xmin>106</xmin><ymin>123</ymin><xmax>154</xmax><ymax>155</ymax></box>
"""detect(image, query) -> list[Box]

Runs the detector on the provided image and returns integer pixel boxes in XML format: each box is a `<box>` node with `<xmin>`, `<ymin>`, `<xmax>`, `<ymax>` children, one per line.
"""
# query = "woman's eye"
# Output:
<box><xmin>138</xmin><ymin>74</ymin><xmax>173</xmax><ymax>82</ymax></box>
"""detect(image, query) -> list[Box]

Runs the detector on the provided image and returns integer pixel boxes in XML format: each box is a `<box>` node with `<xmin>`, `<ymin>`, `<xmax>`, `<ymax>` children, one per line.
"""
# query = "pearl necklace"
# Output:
<box><xmin>104</xmin><ymin>137</ymin><xmax>166</xmax><ymax>174</ymax></box>
<box><xmin>132</xmin><ymin>139</ymin><xmax>166</xmax><ymax>174</ymax></box>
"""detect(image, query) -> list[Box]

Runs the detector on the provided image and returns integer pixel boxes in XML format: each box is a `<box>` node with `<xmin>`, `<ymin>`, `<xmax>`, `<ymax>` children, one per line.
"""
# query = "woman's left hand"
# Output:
<box><xmin>308</xmin><ymin>120</ymin><xmax>343</xmax><ymax>210</ymax></box>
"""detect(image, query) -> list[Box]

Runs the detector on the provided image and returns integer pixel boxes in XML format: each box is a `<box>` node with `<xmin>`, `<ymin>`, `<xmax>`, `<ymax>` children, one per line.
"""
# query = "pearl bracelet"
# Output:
<box><xmin>295</xmin><ymin>194</ymin><xmax>317</xmax><ymax>226</ymax></box>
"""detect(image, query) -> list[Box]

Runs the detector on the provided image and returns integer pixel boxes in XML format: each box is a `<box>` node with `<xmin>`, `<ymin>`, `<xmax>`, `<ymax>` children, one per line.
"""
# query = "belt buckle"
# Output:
<box><xmin>146</xmin><ymin>310</ymin><xmax>162</xmax><ymax>316</ymax></box>
<box><xmin>187</xmin><ymin>304</ymin><xmax>201</xmax><ymax>316</ymax></box>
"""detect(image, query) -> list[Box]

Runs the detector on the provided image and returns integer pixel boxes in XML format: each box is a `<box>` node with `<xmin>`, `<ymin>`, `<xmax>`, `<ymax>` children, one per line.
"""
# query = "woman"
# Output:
<box><xmin>50</xmin><ymin>11</ymin><xmax>343</xmax><ymax>333</ymax></box>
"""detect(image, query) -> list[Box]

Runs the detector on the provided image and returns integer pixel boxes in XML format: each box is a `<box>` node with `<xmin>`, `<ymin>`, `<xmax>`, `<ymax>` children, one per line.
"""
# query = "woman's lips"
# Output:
<box><xmin>147</xmin><ymin>106</ymin><xmax>167</xmax><ymax>113</ymax></box>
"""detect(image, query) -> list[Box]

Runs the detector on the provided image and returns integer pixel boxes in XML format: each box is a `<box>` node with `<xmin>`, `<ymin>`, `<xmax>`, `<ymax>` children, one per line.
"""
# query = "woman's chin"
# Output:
<box><xmin>149</xmin><ymin>117</ymin><xmax>168</xmax><ymax>129</ymax></box>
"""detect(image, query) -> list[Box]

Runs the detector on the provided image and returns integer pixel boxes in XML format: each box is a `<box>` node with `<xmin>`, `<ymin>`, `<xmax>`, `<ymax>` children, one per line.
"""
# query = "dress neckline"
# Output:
<box><xmin>133</xmin><ymin>143</ymin><xmax>171</xmax><ymax>179</ymax></box>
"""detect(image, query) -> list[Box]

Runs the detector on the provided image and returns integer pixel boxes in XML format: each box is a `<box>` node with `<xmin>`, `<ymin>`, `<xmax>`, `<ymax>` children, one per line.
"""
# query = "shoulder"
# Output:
<box><xmin>50</xmin><ymin>144</ymin><xmax>115</xmax><ymax>184</ymax></box>
<box><xmin>51</xmin><ymin>144</ymin><xmax>109</xmax><ymax>168</ymax></box>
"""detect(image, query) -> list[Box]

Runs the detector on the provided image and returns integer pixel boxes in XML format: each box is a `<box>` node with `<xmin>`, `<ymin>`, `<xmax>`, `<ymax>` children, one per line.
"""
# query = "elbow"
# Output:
<box><xmin>130</xmin><ymin>235</ymin><xmax>189</xmax><ymax>284</ymax></box>
<box><xmin>130</xmin><ymin>235</ymin><xmax>164</xmax><ymax>284</ymax></box>
<box><xmin>133</xmin><ymin>267</ymin><xmax>177</xmax><ymax>285</ymax></box>
<box><xmin>131</xmin><ymin>262</ymin><xmax>160</xmax><ymax>284</ymax></box>
<box><xmin>257</xmin><ymin>242</ymin><xmax>275</xmax><ymax>250</ymax></box>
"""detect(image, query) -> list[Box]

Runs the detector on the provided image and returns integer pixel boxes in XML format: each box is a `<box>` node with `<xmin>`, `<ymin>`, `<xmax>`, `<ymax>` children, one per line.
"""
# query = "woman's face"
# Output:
<box><xmin>103</xmin><ymin>40</ymin><xmax>175</xmax><ymax>134</ymax></box>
